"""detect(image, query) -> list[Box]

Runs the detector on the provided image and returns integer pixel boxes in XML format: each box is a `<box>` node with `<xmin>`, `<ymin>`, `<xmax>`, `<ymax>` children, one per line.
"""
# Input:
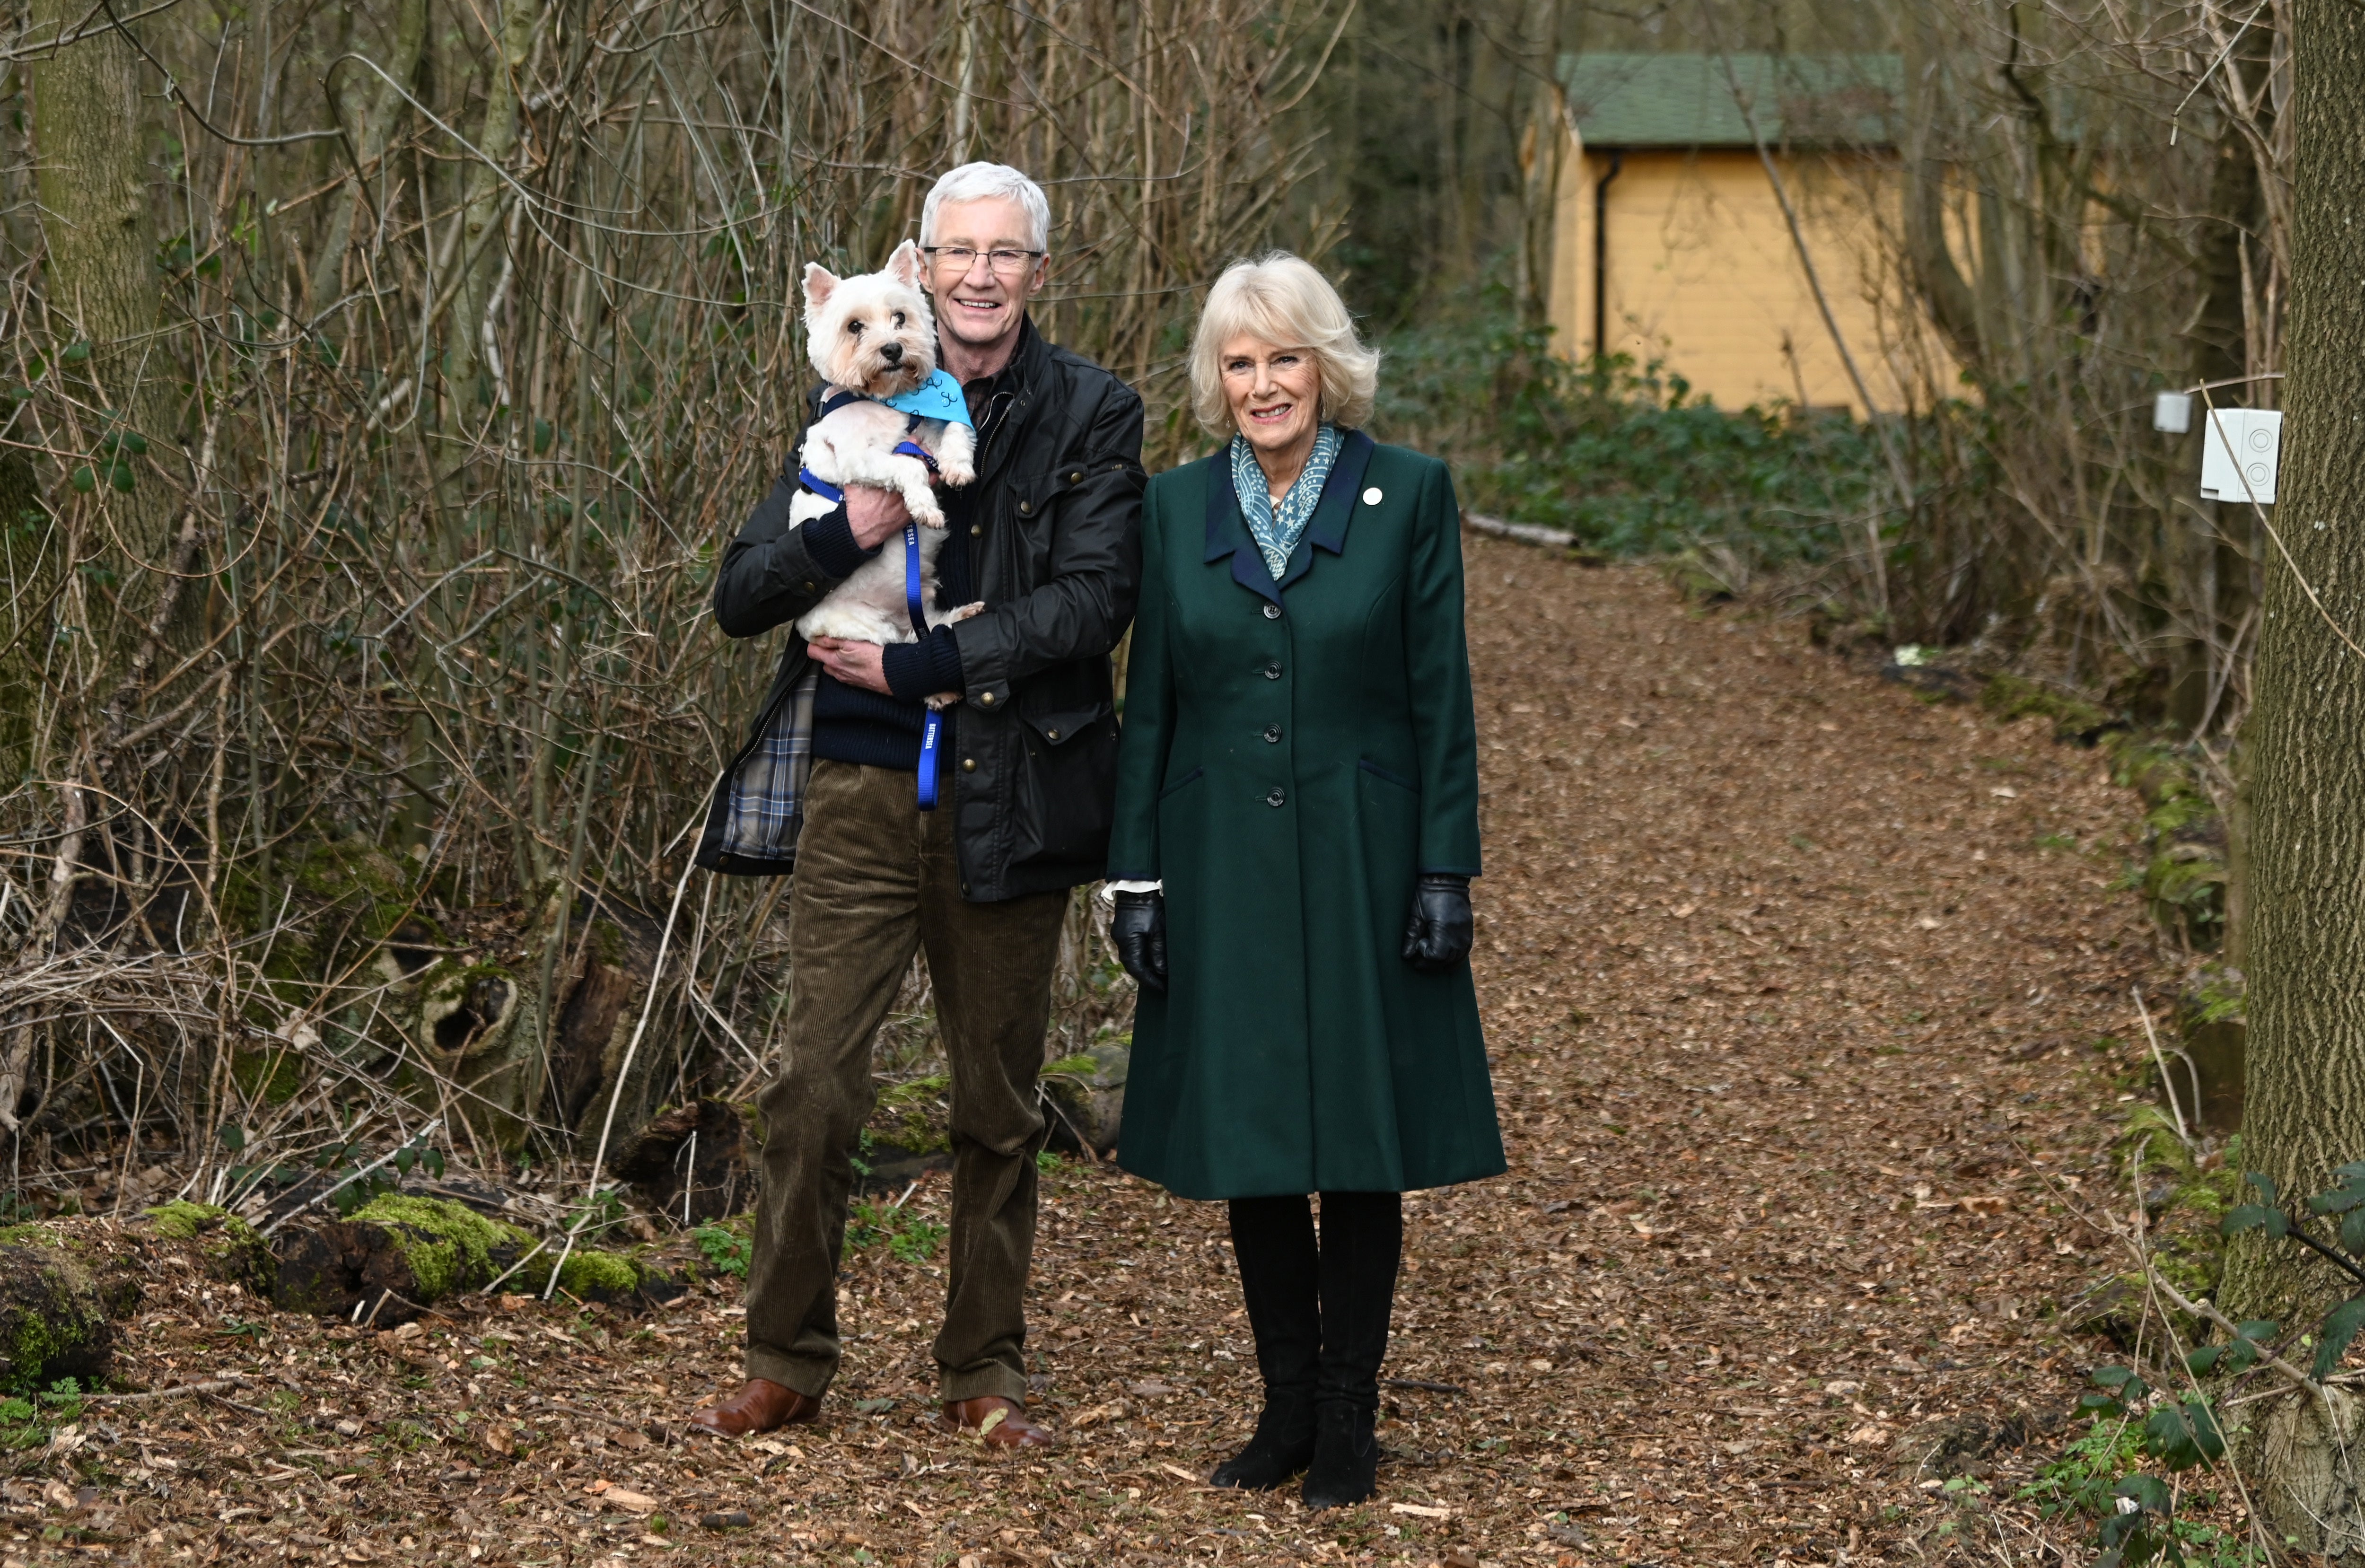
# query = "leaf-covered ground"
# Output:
<box><xmin>23</xmin><ymin>547</ymin><xmax>2173</xmax><ymax>1567</ymax></box>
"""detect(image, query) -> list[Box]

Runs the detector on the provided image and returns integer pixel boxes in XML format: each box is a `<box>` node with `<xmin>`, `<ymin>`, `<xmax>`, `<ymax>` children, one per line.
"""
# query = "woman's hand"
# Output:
<box><xmin>1401</xmin><ymin>874</ymin><xmax>1472</xmax><ymax>972</ymax></box>
<box><xmin>1111</xmin><ymin>888</ymin><xmax>1168</xmax><ymax>991</ymax></box>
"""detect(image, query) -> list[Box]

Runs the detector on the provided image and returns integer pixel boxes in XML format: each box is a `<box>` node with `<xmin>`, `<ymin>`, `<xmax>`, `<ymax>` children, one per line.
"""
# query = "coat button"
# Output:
<box><xmin>1047</xmin><ymin>729</ymin><xmax>1060</xmax><ymax>742</ymax></box>
<box><xmin>800</xmin><ymin>580</ymin><xmax>815</xmax><ymax>592</ymax></box>
<box><xmin>1068</xmin><ymin>470</ymin><xmax>1082</xmax><ymax>483</ymax></box>
<box><xmin>1263</xmin><ymin>661</ymin><xmax>1282</xmax><ymax>679</ymax></box>
<box><xmin>1362</xmin><ymin>487</ymin><xmax>1383</xmax><ymax>505</ymax></box>
<box><xmin>962</xmin><ymin>757</ymin><xmax>977</xmax><ymax>772</ymax></box>
<box><xmin>1018</xmin><ymin>499</ymin><xmax>1033</xmax><ymax>516</ymax></box>
<box><xmin>970</xmin><ymin>524</ymin><xmax>981</xmax><ymax>537</ymax></box>
<box><xmin>1263</xmin><ymin>724</ymin><xmax>1282</xmax><ymax>743</ymax></box>
<box><xmin>979</xmin><ymin>691</ymin><xmax>996</xmax><ymax>706</ymax></box>
<box><xmin>1262</xmin><ymin>602</ymin><xmax>1281</xmax><ymax>620</ymax></box>
<box><xmin>1266</xmin><ymin>788</ymin><xmax>1287</xmax><ymax>807</ymax></box>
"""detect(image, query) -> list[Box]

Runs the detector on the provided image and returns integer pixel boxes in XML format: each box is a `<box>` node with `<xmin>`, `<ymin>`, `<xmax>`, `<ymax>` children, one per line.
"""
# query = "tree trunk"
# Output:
<box><xmin>2223</xmin><ymin>2</ymin><xmax>2365</xmax><ymax>1552</ymax></box>
<box><xmin>27</xmin><ymin>0</ymin><xmax>173</xmax><ymax>569</ymax></box>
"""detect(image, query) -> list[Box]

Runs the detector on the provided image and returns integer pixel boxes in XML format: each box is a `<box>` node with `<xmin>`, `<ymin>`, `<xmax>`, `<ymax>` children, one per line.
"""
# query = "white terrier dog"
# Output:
<box><xmin>791</xmin><ymin>239</ymin><xmax>981</xmax><ymax>649</ymax></box>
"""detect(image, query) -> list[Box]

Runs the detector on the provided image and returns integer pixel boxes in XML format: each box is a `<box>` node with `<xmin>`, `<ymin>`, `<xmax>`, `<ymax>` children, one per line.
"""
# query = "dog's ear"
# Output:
<box><xmin>802</xmin><ymin>263</ymin><xmax>840</xmax><ymax>311</ymax></box>
<box><xmin>886</xmin><ymin>239</ymin><xmax>924</xmax><ymax>290</ymax></box>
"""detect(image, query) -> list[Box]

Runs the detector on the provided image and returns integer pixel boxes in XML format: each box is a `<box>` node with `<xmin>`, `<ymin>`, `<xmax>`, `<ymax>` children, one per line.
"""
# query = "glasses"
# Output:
<box><xmin>922</xmin><ymin>246</ymin><xmax>1045</xmax><ymax>276</ymax></box>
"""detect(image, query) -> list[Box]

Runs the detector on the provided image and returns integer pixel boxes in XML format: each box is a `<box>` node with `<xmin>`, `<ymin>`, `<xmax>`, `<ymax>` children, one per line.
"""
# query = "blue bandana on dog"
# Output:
<box><xmin>878</xmin><ymin>368</ymin><xmax>973</xmax><ymax>429</ymax></box>
<box><xmin>1231</xmin><ymin>422</ymin><xmax>1341</xmax><ymax>582</ymax></box>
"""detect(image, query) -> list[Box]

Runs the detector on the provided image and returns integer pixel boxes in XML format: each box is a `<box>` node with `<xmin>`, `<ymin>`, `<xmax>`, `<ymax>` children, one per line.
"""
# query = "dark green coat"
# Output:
<box><xmin>1107</xmin><ymin>432</ymin><xmax>1505</xmax><ymax>1200</ymax></box>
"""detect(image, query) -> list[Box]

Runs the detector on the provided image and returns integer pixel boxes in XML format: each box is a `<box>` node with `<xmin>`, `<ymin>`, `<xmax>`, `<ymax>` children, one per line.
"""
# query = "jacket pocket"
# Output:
<box><xmin>1008</xmin><ymin>701</ymin><xmax>1120</xmax><ymax>872</ymax></box>
<box><xmin>1159</xmin><ymin>764</ymin><xmax>1206</xmax><ymax>799</ymax></box>
<box><xmin>1358</xmin><ymin>758</ymin><xmax>1419</xmax><ymax>793</ymax></box>
<box><xmin>1023</xmin><ymin>706</ymin><xmax>1108</xmax><ymax>748</ymax></box>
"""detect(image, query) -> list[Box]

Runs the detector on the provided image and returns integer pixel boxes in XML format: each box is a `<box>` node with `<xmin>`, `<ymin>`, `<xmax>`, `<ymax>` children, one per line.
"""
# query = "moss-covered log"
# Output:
<box><xmin>268</xmin><ymin>1196</ymin><xmax>678</xmax><ymax>1323</ymax></box>
<box><xmin>0</xmin><ymin>1226</ymin><xmax>141</xmax><ymax>1389</ymax></box>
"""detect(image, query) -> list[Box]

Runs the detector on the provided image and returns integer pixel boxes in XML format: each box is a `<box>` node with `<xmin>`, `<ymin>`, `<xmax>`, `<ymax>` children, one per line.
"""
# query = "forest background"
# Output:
<box><xmin>0</xmin><ymin>0</ymin><xmax>2292</xmax><ymax>1231</ymax></box>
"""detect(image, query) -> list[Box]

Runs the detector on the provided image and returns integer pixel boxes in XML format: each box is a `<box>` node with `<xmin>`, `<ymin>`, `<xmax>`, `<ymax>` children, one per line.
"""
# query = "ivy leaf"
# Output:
<box><xmin>2340</xmin><ymin>1208</ymin><xmax>2365</xmax><ymax>1259</ymax></box>
<box><xmin>2185</xmin><ymin>1345</ymin><xmax>2221</xmax><ymax>1375</ymax></box>
<box><xmin>2311</xmin><ymin>1296</ymin><xmax>2365</xmax><ymax>1381</ymax></box>
<box><xmin>2223</xmin><ymin>1202</ymin><xmax>2289</xmax><ymax>1238</ymax></box>
<box><xmin>2143</xmin><ymin>1397</ymin><xmax>2224</xmax><ymax>1470</ymax></box>
<box><xmin>424</xmin><ymin>1148</ymin><xmax>446</xmax><ymax>1178</ymax></box>
<box><xmin>218</xmin><ymin>1124</ymin><xmax>247</xmax><ymax>1152</ymax></box>
<box><xmin>2092</xmin><ymin>1366</ymin><xmax>2148</xmax><ymax>1402</ymax></box>
<box><xmin>69</xmin><ymin>466</ymin><xmax>95</xmax><ymax>494</ymax></box>
<box><xmin>2309</xmin><ymin>1174</ymin><xmax>2365</xmax><ymax>1216</ymax></box>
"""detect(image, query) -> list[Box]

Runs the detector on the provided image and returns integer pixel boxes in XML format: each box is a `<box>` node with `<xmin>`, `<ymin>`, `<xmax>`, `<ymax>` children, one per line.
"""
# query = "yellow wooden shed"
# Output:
<box><xmin>1550</xmin><ymin>54</ymin><xmax>1939</xmax><ymax>417</ymax></box>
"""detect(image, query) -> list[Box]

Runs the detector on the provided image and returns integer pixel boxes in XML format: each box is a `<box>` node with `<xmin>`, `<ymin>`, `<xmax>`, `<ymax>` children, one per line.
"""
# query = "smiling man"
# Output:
<box><xmin>692</xmin><ymin>164</ymin><xmax>1145</xmax><ymax>1447</ymax></box>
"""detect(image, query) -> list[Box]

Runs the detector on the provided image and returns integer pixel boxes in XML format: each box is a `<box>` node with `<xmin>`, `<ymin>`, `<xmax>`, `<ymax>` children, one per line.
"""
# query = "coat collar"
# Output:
<box><xmin>1202</xmin><ymin>429</ymin><xmax>1377</xmax><ymax>604</ymax></box>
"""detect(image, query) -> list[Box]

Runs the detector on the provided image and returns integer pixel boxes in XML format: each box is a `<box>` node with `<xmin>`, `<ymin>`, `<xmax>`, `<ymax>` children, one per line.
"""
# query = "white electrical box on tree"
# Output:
<box><xmin>2200</xmin><ymin>408</ymin><xmax>2283</xmax><ymax>505</ymax></box>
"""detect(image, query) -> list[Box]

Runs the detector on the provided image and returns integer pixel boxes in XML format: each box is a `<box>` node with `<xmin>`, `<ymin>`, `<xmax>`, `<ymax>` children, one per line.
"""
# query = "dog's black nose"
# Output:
<box><xmin>879</xmin><ymin>341</ymin><xmax>903</xmax><ymax>365</ymax></box>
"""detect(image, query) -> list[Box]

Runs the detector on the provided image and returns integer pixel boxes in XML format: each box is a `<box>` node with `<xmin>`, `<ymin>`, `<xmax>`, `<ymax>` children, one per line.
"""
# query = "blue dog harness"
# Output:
<box><xmin>797</xmin><ymin>385</ymin><xmax>955</xmax><ymax>810</ymax></box>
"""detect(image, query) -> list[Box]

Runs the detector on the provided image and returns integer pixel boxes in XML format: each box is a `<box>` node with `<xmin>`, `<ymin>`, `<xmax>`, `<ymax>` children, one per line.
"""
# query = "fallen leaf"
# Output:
<box><xmin>1125</xmin><ymin>1381</ymin><xmax>1174</xmax><ymax>1398</ymax></box>
<box><xmin>602</xmin><ymin>1488</ymin><xmax>659</xmax><ymax>1515</ymax></box>
<box><xmin>1845</xmin><ymin>1422</ymin><xmax>1891</xmax><ymax>1445</ymax></box>
<box><xmin>1989</xmin><ymin>786</ymin><xmax>2018</xmax><ymax>798</ymax></box>
<box><xmin>1961</xmin><ymin>1195</ymin><xmax>2010</xmax><ymax>1215</ymax></box>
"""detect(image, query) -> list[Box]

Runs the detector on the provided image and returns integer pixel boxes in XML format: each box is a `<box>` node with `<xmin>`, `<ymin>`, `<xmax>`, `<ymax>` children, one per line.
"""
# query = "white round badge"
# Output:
<box><xmin>1361</xmin><ymin>486</ymin><xmax>1383</xmax><ymax>505</ymax></box>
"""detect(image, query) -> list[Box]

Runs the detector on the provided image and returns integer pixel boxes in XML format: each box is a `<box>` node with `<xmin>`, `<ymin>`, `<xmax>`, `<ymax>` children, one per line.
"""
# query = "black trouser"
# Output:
<box><xmin>1226</xmin><ymin>1191</ymin><xmax>1402</xmax><ymax>1413</ymax></box>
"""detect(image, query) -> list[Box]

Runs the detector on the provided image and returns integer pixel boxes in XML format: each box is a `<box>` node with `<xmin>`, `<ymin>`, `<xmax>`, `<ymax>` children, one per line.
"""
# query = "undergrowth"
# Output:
<box><xmin>1374</xmin><ymin>291</ymin><xmax>1889</xmax><ymax>561</ymax></box>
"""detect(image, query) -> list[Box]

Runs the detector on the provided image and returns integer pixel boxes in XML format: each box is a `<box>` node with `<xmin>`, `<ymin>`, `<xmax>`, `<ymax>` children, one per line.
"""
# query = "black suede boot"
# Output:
<box><xmin>1303</xmin><ymin>1191</ymin><xmax>1401</xmax><ymax>1509</ymax></box>
<box><xmin>1302</xmin><ymin>1400</ymin><xmax>1380</xmax><ymax>1508</ymax></box>
<box><xmin>1211</xmin><ymin>1196</ymin><xmax>1320</xmax><ymax>1488</ymax></box>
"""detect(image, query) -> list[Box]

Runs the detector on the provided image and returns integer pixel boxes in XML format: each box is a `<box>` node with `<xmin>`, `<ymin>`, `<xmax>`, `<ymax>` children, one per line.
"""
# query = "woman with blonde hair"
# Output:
<box><xmin>1103</xmin><ymin>253</ymin><xmax>1503</xmax><ymax>1508</ymax></box>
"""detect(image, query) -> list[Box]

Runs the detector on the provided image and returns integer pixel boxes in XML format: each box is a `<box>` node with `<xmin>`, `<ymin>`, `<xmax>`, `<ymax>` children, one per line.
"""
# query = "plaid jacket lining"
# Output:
<box><xmin>717</xmin><ymin>665</ymin><xmax>817</xmax><ymax>861</ymax></box>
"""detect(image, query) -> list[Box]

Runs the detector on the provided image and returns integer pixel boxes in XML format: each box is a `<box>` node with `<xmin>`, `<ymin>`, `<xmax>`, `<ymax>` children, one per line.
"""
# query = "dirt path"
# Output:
<box><xmin>82</xmin><ymin>544</ymin><xmax>2169</xmax><ymax>1568</ymax></box>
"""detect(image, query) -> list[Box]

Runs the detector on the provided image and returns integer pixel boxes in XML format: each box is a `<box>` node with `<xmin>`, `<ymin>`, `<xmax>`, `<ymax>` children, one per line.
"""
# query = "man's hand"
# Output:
<box><xmin>807</xmin><ymin>636</ymin><xmax>890</xmax><ymax>694</ymax></box>
<box><xmin>845</xmin><ymin>485</ymin><xmax>912</xmax><ymax>551</ymax></box>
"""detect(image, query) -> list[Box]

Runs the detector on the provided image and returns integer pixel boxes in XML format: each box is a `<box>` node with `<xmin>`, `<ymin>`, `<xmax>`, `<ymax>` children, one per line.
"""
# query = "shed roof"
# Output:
<box><xmin>1559</xmin><ymin>53</ymin><xmax>1903</xmax><ymax>149</ymax></box>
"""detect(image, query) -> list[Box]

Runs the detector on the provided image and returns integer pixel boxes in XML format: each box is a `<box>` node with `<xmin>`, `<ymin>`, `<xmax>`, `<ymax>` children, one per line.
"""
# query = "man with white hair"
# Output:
<box><xmin>692</xmin><ymin>163</ymin><xmax>1145</xmax><ymax>1446</ymax></box>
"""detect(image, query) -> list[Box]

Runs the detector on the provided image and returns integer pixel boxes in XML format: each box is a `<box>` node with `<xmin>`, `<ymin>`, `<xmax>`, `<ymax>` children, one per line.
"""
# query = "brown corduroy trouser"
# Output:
<box><xmin>742</xmin><ymin>760</ymin><xmax>1069</xmax><ymax>1405</ymax></box>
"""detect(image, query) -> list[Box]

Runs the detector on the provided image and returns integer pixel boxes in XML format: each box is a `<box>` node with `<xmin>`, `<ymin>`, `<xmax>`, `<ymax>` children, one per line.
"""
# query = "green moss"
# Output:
<box><xmin>1041</xmin><ymin>1055</ymin><xmax>1100</xmax><ymax>1078</ymax></box>
<box><xmin>348</xmin><ymin>1196</ymin><xmax>537</xmax><ymax>1303</ymax></box>
<box><xmin>1980</xmin><ymin>674</ymin><xmax>2116</xmax><ymax>743</ymax></box>
<box><xmin>871</xmin><ymin>1075</ymin><xmax>950</xmax><ymax>1155</ymax></box>
<box><xmin>140</xmin><ymin>1203</ymin><xmax>275</xmax><ymax>1293</ymax></box>
<box><xmin>140</xmin><ymin>1202</ymin><xmax>220</xmax><ymax>1241</ymax></box>
<box><xmin>0</xmin><ymin>1225</ymin><xmax>64</xmax><ymax>1250</ymax></box>
<box><xmin>876</xmin><ymin>1075</ymin><xmax>948</xmax><ymax>1109</ymax></box>
<box><xmin>0</xmin><ymin>1248</ymin><xmax>109</xmax><ymax>1390</ymax></box>
<box><xmin>556</xmin><ymin>1250</ymin><xmax>641</xmax><ymax>1298</ymax></box>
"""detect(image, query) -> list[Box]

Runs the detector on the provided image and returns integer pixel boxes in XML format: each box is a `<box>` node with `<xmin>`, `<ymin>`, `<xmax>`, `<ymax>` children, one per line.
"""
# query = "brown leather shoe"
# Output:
<box><xmin>939</xmin><ymin>1394</ymin><xmax>1058</xmax><ymax>1449</ymax></box>
<box><xmin>687</xmin><ymin>1378</ymin><xmax>821</xmax><ymax>1436</ymax></box>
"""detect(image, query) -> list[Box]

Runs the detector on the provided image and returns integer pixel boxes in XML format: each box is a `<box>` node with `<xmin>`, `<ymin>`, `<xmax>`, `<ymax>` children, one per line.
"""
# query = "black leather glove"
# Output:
<box><xmin>1111</xmin><ymin>888</ymin><xmax>1167</xmax><ymax>992</ymax></box>
<box><xmin>1401</xmin><ymin>874</ymin><xmax>1473</xmax><ymax>973</ymax></box>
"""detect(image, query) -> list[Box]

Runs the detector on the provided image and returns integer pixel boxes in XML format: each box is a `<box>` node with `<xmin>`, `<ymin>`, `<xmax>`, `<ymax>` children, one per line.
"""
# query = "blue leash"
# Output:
<box><xmin>904</xmin><ymin>519</ymin><xmax>942</xmax><ymax>810</ymax></box>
